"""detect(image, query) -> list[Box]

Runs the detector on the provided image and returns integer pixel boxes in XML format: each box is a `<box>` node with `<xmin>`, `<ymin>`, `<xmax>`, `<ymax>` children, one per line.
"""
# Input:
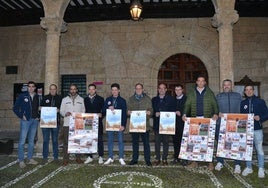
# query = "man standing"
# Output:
<box><xmin>103</xmin><ymin>83</ymin><xmax>127</xmax><ymax>165</ymax></box>
<box><xmin>13</xmin><ymin>81</ymin><xmax>40</xmax><ymax>168</ymax></box>
<box><xmin>40</xmin><ymin>84</ymin><xmax>62</xmax><ymax>163</ymax></box>
<box><xmin>60</xmin><ymin>84</ymin><xmax>85</xmax><ymax>166</ymax></box>
<box><xmin>152</xmin><ymin>83</ymin><xmax>176</xmax><ymax>166</ymax></box>
<box><xmin>215</xmin><ymin>79</ymin><xmax>242</xmax><ymax>173</ymax></box>
<box><xmin>172</xmin><ymin>84</ymin><xmax>187</xmax><ymax>165</ymax></box>
<box><xmin>182</xmin><ymin>75</ymin><xmax>218</xmax><ymax>170</ymax></box>
<box><xmin>128</xmin><ymin>83</ymin><xmax>153</xmax><ymax>166</ymax></box>
<box><xmin>240</xmin><ymin>85</ymin><xmax>268</xmax><ymax>178</ymax></box>
<box><xmin>84</xmin><ymin>84</ymin><xmax>104</xmax><ymax>164</ymax></box>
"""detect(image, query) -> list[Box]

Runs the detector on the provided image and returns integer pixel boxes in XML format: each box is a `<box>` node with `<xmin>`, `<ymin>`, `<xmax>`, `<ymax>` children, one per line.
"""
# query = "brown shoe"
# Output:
<box><xmin>208</xmin><ymin>163</ymin><xmax>214</xmax><ymax>171</ymax></box>
<box><xmin>153</xmin><ymin>160</ymin><xmax>161</xmax><ymax>166</ymax></box>
<box><xmin>76</xmin><ymin>158</ymin><xmax>83</xmax><ymax>164</ymax></box>
<box><xmin>162</xmin><ymin>160</ymin><xmax>168</xmax><ymax>166</ymax></box>
<box><xmin>187</xmin><ymin>161</ymin><xmax>198</xmax><ymax>168</ymax></box>
<box><xmin>62</xmin><ymin>159</ymin><xmax>68</xmax><ymax>166</ymax></box>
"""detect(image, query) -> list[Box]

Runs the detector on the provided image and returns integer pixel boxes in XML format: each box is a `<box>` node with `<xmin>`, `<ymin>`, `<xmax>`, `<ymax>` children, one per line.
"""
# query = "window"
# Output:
<box><xmin>61</xmin><ymin>75</ymin><xmax>87</xmax><ymax>98</ymax></box>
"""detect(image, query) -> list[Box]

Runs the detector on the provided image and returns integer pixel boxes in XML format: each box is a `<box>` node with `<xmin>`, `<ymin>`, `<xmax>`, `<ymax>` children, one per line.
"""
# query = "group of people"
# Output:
<box><xmin>13</xmin><ymin>76</ymin><xmax>267</xmax><ymax>178</ymax></box>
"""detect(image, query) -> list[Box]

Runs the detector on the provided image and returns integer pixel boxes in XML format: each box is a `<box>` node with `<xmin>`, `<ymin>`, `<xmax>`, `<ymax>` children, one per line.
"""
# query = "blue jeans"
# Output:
<box><xmin>246</xmin><ymin>129</ymin><xmax>264</xmax><ymax>169</ymax></box>
<box><xmin>42</xmin><ymin>126</ymin><xmax>59</xmax><ymax>160</ymax></box>
<box><xmin>18</xmin><ymin>119</ymin><xmax>38</xmax><ymax>162</ymax></box>
<box><xmin>107</xmin><ymin>131</ymin><xmax>124</xmax><ymax>159</ymax></box>
<box><xmin>131</xmin><ymin>132</ymin><xmax>151</xmax><ymax>164</ymax></box>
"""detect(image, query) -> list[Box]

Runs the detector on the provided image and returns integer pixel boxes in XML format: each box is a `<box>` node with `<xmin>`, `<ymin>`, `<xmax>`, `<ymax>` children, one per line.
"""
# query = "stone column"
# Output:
<box><xmin>211</xmin><ymin>0</ymin><xmax>239</xmax><ymax>85</ymax></box>
<box><xmin>37</xmin><ymin>0</ymin><xmax>70</xmax><ymax>154</ymax></box>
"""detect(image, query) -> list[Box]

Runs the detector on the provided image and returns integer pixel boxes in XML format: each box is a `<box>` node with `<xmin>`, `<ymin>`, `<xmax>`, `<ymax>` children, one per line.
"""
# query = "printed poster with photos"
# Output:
<box><xmin>105</xmin><ymin>109</ymin><xmax>122</xmax><ymax>131</ymax></box>
<box><xmin>159</xmin><ymin>112</ymin><xmax>176</xmax><ymax>135</ymax></box>
<box><xmin>216</xmin><ymin>113</ymin><xmax>254</xmax><ymax>161</ymax></box>
<box><xmin>40</xmin><ymin>107</ymin><xmax>57</xmax><ymax>128</ymax></box>
<box><xmin>179</xmin><ymin>118</ymin><xmax>216</xmax><ymax>162</ymax></box>
<box><xmin>129</xmin><ymin>110</ymin><xmax>146</xmax><ymax>133</ymax></box>
<box><xmin>68</xmin><ymin>113</ymin><xmax>99</xmax><ymax>154</ymax></box>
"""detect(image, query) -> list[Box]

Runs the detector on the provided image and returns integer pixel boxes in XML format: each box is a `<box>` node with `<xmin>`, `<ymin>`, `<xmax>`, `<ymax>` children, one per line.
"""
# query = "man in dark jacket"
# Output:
<box><xmin>84</xmin><ymin>84</ymin><xmax>104</xmax><ymax>164</ymax></box>
<box><xmin>152</xmin><ymin>83</ymin><xmax>176</xmax><ymax>166</ymax></box>
<box><xmin>13</xmin><ymin>81</ymin><xmax>40</xmax><ymax>168</ymax></box>
<box><xmin>172</xmin><ymin>84</ymin><xmax>187</xmax><ymax>165</ymax></box>
<box><xmin>240</xmin><ymin>85</ymin><xmax>268</xmax><ymax>178</ymax></box>
<box><xmin>40</xmin><ymin>84</ymin><xmax>62</xmax><ymax>163</ymax></box>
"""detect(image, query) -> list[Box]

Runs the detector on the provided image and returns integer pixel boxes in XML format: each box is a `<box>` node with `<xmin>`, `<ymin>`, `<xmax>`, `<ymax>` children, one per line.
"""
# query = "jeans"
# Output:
<box><xmin>107</xmin><ymin>131</ymin><xmax>124</xmax><ymax>159</ymax></box>
<box><xmin>154</xmin><ymin>130</ymin><xmax>169</xmax><ymax>161</ymax></box>
<box><xmin>131</xmin><ymin>132</ymin><xmax>151</xmax><ymax>164</ymax></box>
<box><xmin>18</xmin><ymin>119</ymin><xmax>38</xmax><ymax>162</ymax></box>
<box><xmin>42</xmin><ymin>126</ymin><xmax>59</xmax><ymax>159</ymax></box>
<box><xmin>246</xmin><ymin>129</ymin><xmax>264</xmax><ymax>169</ymax></box>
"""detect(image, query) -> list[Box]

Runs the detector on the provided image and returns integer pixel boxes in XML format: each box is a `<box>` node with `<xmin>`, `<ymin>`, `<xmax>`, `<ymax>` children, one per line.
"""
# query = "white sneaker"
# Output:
<box><xmin>242</xmin><ymin>167</ymin><xmax>253</xmax><ymax>176</ymax></box>
<box><xmin>215</xmin><ymin>162</ymin><xmax>223</xmax><ymax>171</ymax></box>
<box><xmin>119</xmin><ymin>158</ymin><xmax>126</xmax><ymax>165</ymax></box>
<box><xmin>84</xmin><ymin>156</ymin><xmax>93</xmax><ymax>164</ymax></box>
<box><xmin>234</xmin><ymin>165</ymin><xmax>241</xmax><ymax>174</ymax></box>
<box><xmin>258</xmin><ymin>168</ymin><xmax>265</xmax><ymax>178</ymax></box>
<box><xmin>19</xmin><ymin>161</ymin><xmax>26</xmax><ymax>168</ymax></box>
<box><xmin>27</xmin><ymin>159</ymin><xmax>38</xmax><ymax>165</ymax></box>
<box><xmin>98</xmin><ymin>157</ymin><xmax>104</xmax><ymax>164</ymax></box>
<box><xmin>104</xmin><ymin>158</ymin><xmax>114</xmax><ymax>165</ymax></box>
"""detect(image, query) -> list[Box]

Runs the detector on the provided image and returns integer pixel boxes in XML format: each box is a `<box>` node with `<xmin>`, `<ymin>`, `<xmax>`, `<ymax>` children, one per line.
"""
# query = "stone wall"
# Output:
<box><xmin>0</xmin><ymin>17</ymin><xmax>268</xmax><ymax>131</ymax></box>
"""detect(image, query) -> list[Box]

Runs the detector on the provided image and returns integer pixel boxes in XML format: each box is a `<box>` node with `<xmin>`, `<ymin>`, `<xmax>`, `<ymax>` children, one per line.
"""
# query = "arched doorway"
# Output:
<box><xmin>158</xmin><ymin>53</ymin><xmax>208</xmax><ymax>96</ymax></box>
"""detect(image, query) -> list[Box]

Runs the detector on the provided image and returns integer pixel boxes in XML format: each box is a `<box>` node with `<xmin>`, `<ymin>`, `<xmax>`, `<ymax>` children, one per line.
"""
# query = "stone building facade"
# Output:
<box><xmin>0</xmin><ymin>17</ymin><xmax>268</xmax><ymax>133</ymax></box>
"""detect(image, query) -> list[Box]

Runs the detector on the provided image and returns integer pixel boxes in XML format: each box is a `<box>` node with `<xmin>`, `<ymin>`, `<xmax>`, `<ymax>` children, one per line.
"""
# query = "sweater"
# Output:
<box><xmin>183</xmin><ymin>86</ymin><xmax>218</xmax><ymax>118</ymax></box>
<box><xmin>60</xmin><ymin>94</ymin><xmax>85</xmax><ymax>127</ymax></box>
<box><xmin>127</xmin><ymin>94</ymin><xmax>153</xmax><ymax>131</ymax></box>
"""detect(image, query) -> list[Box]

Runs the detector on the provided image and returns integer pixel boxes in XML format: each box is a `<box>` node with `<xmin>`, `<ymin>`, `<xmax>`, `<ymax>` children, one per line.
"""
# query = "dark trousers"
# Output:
<box><xmin>63</xmin><ymin>126</ymin><xmax>81</xmax><ymax>160</ymax></box>
<box><xmin>172</xmin><ymin>125</ymin><xmax>184</xmax><ymax>159</ymax></box>
<box><xmin>154</xmin><ymin>130</ymin><xmax>169</xmax><ymax>161</ymax></box>
<box><xmin>89</xmin><ymin>123</ymin><xmax>104</xmax><ymax>158</ymax></box>
<box><xmin>131</xmin><ymin>132</ymin><xmax>151</xmax><ymax>164</ymax></box>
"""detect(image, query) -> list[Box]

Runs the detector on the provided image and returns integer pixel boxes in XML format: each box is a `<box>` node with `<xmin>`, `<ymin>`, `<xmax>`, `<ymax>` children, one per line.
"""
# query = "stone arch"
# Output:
<box><xmin>149</xmin><ymin>43</ymin><xmax>219</xmax><ymax>96</ymax></box>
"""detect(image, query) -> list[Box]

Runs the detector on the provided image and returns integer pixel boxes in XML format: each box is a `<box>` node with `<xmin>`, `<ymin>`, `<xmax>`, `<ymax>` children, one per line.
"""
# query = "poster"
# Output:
<box><xmin>105</xmin><ymin>109</ymin><xmax>122</xmax><ymax>131</ymax></box>
<box><xmin>40</xmin><ymin>107</ymin><xmax>57</xmax><ymax>128</ymax></box>
<box><xmin>216</xmin><ymin>113</ymin><xmax>254</xmax><ymax>161</ymax></box>
<box><xmin>159</xmin><ymin>112</ymin><xmax>176</xmax><ymax>135</ymax></box>
<box><xmin>129</xmin><ymin>110</ymin><xmax>146</xmax><ymax>133</ymax></box>
<box><xmin>179</xmin><ymin>118</ymin><xmax>216</xmax><ymax>162</ymax></box>
<box><xmin>68</xmin><ymin>113</ymin><xmax>99</xmax><ymax>154</ymax></box>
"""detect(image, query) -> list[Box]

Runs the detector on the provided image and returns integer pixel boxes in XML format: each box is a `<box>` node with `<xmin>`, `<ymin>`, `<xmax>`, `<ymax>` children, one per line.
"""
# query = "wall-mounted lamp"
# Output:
<box><xmin>130</xmin><ymin>0</ymin><xmax>142</xmax><ymax>21</ymax></box>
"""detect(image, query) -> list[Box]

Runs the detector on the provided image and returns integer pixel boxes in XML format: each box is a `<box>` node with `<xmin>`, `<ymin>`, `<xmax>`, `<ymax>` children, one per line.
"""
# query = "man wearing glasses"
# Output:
<box><xmin>13</xmin><ymin>81</ymin><xmax>40</xmax><ymax>168</ymax></box>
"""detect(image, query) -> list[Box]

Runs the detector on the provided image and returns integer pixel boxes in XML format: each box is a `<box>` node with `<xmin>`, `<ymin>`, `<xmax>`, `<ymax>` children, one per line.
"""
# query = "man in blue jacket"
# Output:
<box><xmin>13</xmin><ymin>81</ymin><xmax>40</xmax><ymax>168</ymax></box>
<box><xmin>240</xmin><ymin>85</ymin><xmax>268</xmax><ymax>178</ymax></box>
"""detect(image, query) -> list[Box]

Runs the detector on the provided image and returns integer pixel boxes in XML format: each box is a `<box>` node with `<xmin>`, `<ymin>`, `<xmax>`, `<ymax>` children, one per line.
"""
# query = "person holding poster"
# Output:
<box><xmin>172</xmin><ymin>84</ymin><xmax>187</xmax><ymax>165</ymax></box>
<box><xmin>60</xmin><ymin>84</ymin><xmax>85</xmax><ymax>166</ymax></box>
<box><xmin>127</xmin><ymin>83</ymin><xmax>153</xmax><ymax>166</ymax></box>
<box><xmin>13</xmin><ymin>81</ymin><xmax>40</xmax><ymax>168</ymax></box>
<box><xmin>182</xmin><ymin>75</ymin><xmax>218</xmax><ymax>170</ymax></box>
<box><xmin>103</xmin><ymin>83</ymin><xmax>127</xmax><ymax>165</ymax></box>
<box><xmin>84</xmin><ymin>84</ymin><xmax>105</xmax><ymax>164</ymax></box>
<box><xmin>240</xmin><ymin>85</ymin><xmax>268</xmax><ymax>178</ymax></box>
<box><xmin>40</xmin><ymin>84</ymin><xmax>62</xmax><ymax>163</ymax></box>
<box><xmin>215</xmin><ymin>79</ymin><xmax>242</xmax><ymax>173</ymax></box>
<box><xmin>152</xmin><ymin>83</ymin><xmax>176</xmax><ymax>166</ymax></box>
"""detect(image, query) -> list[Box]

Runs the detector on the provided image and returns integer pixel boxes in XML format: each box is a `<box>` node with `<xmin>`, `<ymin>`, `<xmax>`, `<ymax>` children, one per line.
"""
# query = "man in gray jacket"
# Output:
<box><xmin>215</xmin><ymin>79</ymin><xmax>242</xmax><ymax>173</ymax></box>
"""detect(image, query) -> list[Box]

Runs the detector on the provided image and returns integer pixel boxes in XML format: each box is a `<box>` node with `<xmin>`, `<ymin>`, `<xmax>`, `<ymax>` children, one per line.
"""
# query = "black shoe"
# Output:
<box><xmin>129</xmin><ymin>161</ymin><xmax>138</xmax><ymax>165</ymax></box>
<box><xmin>180</xmin><ymin>160</ymin><xmax>188</xmax><ymax>166</ymax></box>
<box><xmin>146</xmin><ymin>162</ymin><xmax>152</xmax><ymax>166</ymax></box>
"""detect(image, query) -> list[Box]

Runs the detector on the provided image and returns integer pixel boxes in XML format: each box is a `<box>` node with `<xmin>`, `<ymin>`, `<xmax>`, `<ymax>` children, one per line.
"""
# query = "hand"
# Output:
<box><xmin>182</xmin><ymin>115</ymin><xmax>187</xmax><ymax>122</ymax></box>
<box><xmin>155</xmin><ymin>112</ymin><xmax>160</xmax><ymax>117</ymax></box>
<box><xmin>128</xmin><ymin>110</ymin><xmax>132</xmax><ymax>115</ymax></box>
<box><xmin>65</xmin><ymin>112</ymin><xmax>72</xmax><ymax>117</ymax></box>
<box><xmin>212</xmin><ymin>114</ymin><xmax>218</xmax><ymax>121</ymax></box>
<box><xmin>218</xmin><ymin>112</ymin><xmax>223</xmax><ymax>118</ymax></box>
<box><xmin>98</xmin><ymin>113</ymin><xmax>102</xmax><ymax>118</ymax></box>
<box><xmin>119</xmin><ymin>126</ymin><xmax>125</xmax><ymax>131</ymax></box>
<box><xmin>254</xmin><ymin>115</ymin><xmax>260</xmax><ymax>121</ymax></box>
<box><xmin>22</xmin><ymin>115</ymin><xmax>27</xmax><ymax>120</ymax></box>
<box><xmin>146</xmin><ymin>111</ymin><xmax>151</xmax><ymax>116</ymax></box>
<box><xmin>109</xmin><ymin>106</ymin><xmax>114</xmax><ymax>111</ymax></box>
<box><xmin>176</xmin><ymin>111</ymin><xmax>181</xmax><ymax>116</ymax></box>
